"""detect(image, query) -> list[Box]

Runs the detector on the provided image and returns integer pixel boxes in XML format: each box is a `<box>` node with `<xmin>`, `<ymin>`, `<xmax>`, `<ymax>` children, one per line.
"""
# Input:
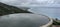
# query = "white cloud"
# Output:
<box><xmin>0</xmin><ymin>0</ymin><xmax>60</xmax><ymax>7</ymax></box>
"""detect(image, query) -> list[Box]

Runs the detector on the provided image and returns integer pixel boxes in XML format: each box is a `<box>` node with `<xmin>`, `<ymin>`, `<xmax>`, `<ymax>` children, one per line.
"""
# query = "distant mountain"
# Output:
<box><xmin>0</xmin><ymin>2</ymin><xmax>31</xmax><ymax>16</ymax></box>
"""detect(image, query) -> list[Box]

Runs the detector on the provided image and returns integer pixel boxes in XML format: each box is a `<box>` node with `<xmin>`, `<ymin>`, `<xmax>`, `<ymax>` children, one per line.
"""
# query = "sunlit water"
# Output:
<box><xmin>29</xmin><ymin>7</ymin><xmax>60</xmax><ymax>20</ymax></box>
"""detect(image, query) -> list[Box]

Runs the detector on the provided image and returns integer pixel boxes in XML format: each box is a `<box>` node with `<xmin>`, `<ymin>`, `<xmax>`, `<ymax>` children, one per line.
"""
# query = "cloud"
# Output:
<box><xmin>0</xmin><ymin>0</ymin><xmax>60</xmax><ymax>7</ymax></box>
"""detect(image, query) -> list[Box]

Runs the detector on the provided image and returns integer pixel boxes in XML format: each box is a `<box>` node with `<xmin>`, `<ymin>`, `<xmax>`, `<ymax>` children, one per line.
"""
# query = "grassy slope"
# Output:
<box><xmin>0</xmin><ymin>2</ymin><xmax>31</xmax><ymax>16</ymax></box>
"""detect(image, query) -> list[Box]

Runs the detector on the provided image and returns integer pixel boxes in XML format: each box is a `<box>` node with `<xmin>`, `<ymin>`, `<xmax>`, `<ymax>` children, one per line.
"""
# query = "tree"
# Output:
<box><xmin>56</xmin><ymin>18</ymin><xmax>58</xmax><ymax>21</ymax></box>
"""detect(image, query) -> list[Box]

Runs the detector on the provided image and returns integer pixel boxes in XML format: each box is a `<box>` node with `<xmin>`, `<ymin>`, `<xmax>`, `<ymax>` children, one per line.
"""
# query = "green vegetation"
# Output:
<box><xmin>0</xmin><ymin>2</ymin><xmax>31</xmax><ymax>16</ymax></box>
<box><xmin>53</xmin><ymin>18</ymin><xmax>60</xmax><ymax>25</ymax></box>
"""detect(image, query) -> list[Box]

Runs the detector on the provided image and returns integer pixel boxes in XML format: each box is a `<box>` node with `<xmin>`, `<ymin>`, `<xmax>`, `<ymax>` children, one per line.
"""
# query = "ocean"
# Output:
<box><xmin>29</xmin><ymin>7</ymin><xmax>60</xmax><ymax>20</ymax></box>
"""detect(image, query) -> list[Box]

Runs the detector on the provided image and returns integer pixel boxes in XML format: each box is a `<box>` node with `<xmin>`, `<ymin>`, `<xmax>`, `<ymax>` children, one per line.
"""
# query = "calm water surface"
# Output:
<box><xmin>29</xmin><ymin>7</ymin><xmax>60</xmax><ymax>19</ymax></box>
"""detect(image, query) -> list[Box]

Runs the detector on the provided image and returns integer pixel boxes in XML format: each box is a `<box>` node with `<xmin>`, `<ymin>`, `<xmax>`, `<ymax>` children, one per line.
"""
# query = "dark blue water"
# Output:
<box><xmin>29</xmin><ymin>7</ymin><xmax>60</xmax><ymax>20</ymax></box>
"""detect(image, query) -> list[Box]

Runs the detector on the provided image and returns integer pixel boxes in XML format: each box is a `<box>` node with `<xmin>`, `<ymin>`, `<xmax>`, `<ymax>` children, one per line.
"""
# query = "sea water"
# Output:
<box><xmin>29</xmin><ymin>7</ymin><xmax>60</xmax><ymax>20</ymax></box>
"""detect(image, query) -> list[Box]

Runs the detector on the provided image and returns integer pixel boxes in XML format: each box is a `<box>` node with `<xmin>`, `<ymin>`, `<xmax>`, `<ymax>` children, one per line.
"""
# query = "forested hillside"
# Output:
<box><xmin>0</xmin><ymin>2</ymin><xmax>31</xmax><ymax>16</ymax></box>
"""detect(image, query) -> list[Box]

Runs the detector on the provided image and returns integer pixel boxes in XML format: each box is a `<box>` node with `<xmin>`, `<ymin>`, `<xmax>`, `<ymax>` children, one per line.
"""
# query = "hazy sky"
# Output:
<box><xmin>0</xmin><ymin>0</ymin><xmax>60</xmax><ymax>7</ymax></box>
<box><xmin>0</xmin><ymin>0</ymin><xmax>60</xmax><ymax>19</ymax></box>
